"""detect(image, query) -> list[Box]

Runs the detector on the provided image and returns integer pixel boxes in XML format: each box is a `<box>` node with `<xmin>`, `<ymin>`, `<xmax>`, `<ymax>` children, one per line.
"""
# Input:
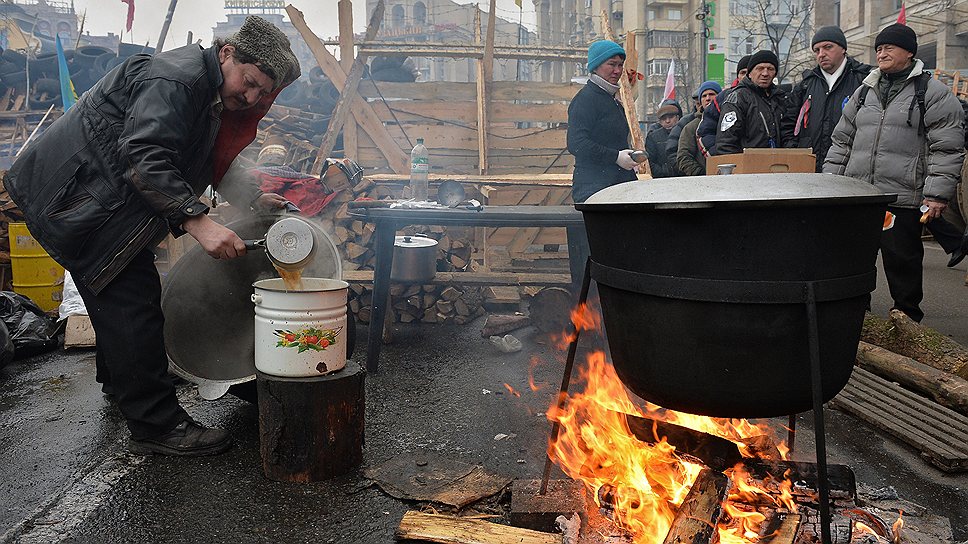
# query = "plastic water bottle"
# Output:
<box><xmin>410</xmin><ymin>138</ymin><xmax>429</xmax><ymax>201</ymax></box>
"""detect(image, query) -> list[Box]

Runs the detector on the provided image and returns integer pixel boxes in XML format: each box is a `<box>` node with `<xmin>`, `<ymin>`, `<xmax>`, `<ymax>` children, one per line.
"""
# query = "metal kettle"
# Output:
<box><xmin>243</xmin><ymin>216</ymin><xmax>317</xmax><ymax>271</ymax></box>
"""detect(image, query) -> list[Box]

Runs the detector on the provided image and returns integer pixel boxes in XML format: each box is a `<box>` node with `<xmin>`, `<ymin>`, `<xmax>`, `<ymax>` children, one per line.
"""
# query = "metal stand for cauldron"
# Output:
<box><xmin>541</xmin><ymin>258</ymin><xmax>845</xmax><ymax>544</ymax></box>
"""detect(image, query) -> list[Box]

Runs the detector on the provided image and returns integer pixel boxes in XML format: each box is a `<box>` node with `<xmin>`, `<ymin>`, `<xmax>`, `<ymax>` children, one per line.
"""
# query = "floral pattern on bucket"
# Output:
<box><xmin>273</xmin><ymin>326</ymin><xmax>342</xmax><ymax>353</ymax></box>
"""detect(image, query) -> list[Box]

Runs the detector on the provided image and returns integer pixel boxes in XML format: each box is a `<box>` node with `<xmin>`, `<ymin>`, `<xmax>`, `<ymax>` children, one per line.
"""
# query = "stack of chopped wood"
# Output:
<box><xmin>349</xmin><ymin>283</ymin><xmax>488</xmax><ymax>326</ymax></box>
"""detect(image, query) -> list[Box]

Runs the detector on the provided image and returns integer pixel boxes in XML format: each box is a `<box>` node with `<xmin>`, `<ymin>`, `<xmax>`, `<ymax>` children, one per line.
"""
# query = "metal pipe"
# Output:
<box><xmin>155</xmin><ymin>0</ymin><xmax>179</xmax><ymax>53</ymax></box>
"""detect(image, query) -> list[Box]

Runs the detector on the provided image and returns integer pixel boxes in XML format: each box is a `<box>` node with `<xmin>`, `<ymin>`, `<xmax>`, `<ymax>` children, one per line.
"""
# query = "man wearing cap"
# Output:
<box><xmin>645</xmin><ymin>100</ymin><xmax>683</xmax><ymax>178</ymax></box>
<box><xmin>824</xmin><ymin>24</ymin><xmax>965</xmax><ymax>322</ymax></box>
<box><xmin>676</xmin><ymin>81</ymin><xmax>723</xmax><ymax>176</ymax></box>
<box><xmin>697</xmin><ymin>54</ymin><xmax>751</xmax><ymax>156</ymax></box>
<box><xmin>783</xmin><ymin>26</ymin><xmax>872</xmax><ymax>171</ymax></box>
<box><xmin>663</xmin><ymin>87</ymin><xmax>707</xmax><ymax>169</ymax></box>
<box><xmin>4</xmin><ymin>16</ymin><xmax>300</xmax><ymax>455</ymax></box>
<box><xmin>716</xmin><ymin>50</ymin><xmax>788</xmax><ymax>154</ymax></box>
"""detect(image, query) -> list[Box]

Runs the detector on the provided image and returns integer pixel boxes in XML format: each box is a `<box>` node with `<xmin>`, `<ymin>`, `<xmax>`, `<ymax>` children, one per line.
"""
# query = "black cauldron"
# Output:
<box><xmin>576</xmin><ymin>174</ymin><xmax>896</xmax><ymax>418</ymax></box>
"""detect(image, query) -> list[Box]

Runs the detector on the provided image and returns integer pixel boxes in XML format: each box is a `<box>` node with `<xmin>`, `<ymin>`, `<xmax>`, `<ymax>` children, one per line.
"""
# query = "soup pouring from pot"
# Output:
<box><xmin>243</xmin><ymin>216</ymin><xmax>317</xmax><ymax>290</ymax></box>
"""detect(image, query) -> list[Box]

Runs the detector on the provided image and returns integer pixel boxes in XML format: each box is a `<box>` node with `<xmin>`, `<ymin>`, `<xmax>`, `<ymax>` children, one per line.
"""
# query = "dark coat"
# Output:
<box><xmin>782</xmin><ymin>57</ymin><xmax>873</xmax><ymax>171</ymax></box>
<box><xmin>645</xmin><ymin>122</ymin><xmax>681</xmax><ymax>178</ymax></box>
<box><xmin>696</xmin><ymin>86</ymin><xmax>737</xmax><ymax>155</ymax></box>
<box><xmin>716</xmin><ymin>77</ymin><xmax>789</xmax><ymax>155</ymax></box>
<box><xmin>567</xmin><ymin>81</ymin><xmax>637</xmax><ymax>203</ymax></box>
<box><xmin>664</xmin><ymin>111</ymin><xmax>698</xmax><ymax>163</ymax></box>
<box><xmin>676</xmin><ymin>115</ymin><xmax>705</xmax><ymax>176</ymax></box>
<box><xmin>4</xmin><ymin>45</ymin><xmax>262</xmax><ymax>294</ymax></box>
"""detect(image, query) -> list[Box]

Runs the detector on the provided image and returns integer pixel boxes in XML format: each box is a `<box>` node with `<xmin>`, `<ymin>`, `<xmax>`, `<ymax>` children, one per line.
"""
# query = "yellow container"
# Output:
<box><xmin>9</xmin><ymin>222</ymin><xmax>64</xmax><ymax>312</ymax></box>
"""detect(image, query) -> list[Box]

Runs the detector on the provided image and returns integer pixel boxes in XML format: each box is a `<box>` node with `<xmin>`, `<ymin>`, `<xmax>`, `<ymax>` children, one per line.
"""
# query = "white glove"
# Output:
<box><xmin>616</xmin><ymin>149</ymin><xmax>637</xmax><ymax>170</ymax></box>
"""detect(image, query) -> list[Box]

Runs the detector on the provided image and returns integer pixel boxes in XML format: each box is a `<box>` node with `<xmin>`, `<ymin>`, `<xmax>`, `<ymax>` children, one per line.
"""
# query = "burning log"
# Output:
<box><xmin>759</xmin><ymin>512</ymin><xmax>801</xmax><ymax>543</ymax></box>
<box><xmin>856</xmin><ymin>340</ymin><xmax>968</xmax><ymax>415</ymax></box>
<box><xmin>621</xmin><ymin>412</ymin><xmax>744</xmax><ymax>471</ymax></box>
<box><xmin>395</xmin><ymin>511</ymin><xmax>563</xmax><ymax>544</ymax></box>
<box><xmin>862</xmin><ymin>310</ymin><xmax>968</xmax><ymax>380</ymax></box>
<box><xmin>661</xmin><ymin>468</ymin><xmax>729</xmax><ymax>544</ymax></box>
<box><xmin>528</xmin><ymin>287</ymin><xmax>574</xmax><ymax>334</ymax></box>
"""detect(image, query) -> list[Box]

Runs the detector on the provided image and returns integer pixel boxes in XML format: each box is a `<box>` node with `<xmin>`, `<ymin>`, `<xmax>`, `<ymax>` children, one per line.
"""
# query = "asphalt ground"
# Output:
<box><xmin>1</xmin><ymin>241</ymin><xmax>966</xmax><ymax>543</ymax></box>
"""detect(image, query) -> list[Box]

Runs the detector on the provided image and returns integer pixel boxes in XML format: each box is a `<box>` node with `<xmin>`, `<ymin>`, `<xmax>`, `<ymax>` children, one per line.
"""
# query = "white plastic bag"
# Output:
<box><xmin>58</xmin><ymin>271</ymin><xmax>87</xmax><ymax>321</ymax></box>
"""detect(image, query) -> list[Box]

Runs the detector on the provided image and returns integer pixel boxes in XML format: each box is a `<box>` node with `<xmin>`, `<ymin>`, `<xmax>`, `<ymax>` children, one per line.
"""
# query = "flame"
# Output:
<box><xmin>503</xmin><ymin>383</ymin><xmax>521</xmax><ymax>397</ymax></box>
<box><xmin>892</xmin><ymin>510</ymin><xmax>904</xmax><ymax>544</ymax></box>
<box><xmin>544</xmin><ymin>306</ymin><xmax>793</xmax><ymax>543</ymax></box>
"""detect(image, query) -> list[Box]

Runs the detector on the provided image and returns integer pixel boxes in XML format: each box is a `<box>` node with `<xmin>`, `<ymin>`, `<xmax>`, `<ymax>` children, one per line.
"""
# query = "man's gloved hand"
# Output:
<box><xmin>616</xmin><ymin>149</ymin><xmax>637</xmax><ymax>170</ymax></box>
<box><xmin>183</xmin><ymin>214</ymin><xmax>247</xmax><ymax>260</ymax></box>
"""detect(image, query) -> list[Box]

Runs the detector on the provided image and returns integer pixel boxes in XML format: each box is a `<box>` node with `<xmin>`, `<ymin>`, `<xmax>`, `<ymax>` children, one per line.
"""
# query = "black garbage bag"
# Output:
<box><xmin>0</xmin><ymin>320</ymin><xmax>13</xmax><ymax>369</ymax></box>
<box><xmin>0</xmin><ymin>292</ymin><xmax>59</xmax><ymax>358</ymax></box>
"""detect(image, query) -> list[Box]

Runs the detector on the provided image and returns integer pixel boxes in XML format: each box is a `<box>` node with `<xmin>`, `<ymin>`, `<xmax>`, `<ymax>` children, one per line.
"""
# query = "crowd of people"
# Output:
<box><xmin>568</xmin><ymin>22</ymin><xmax>968</xmax><ymax>326</ymax></box>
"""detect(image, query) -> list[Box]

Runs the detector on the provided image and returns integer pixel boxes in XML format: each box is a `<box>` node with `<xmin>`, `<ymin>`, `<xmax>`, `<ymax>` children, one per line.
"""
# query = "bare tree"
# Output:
<box><xmin>731</xmin><ymin>0</ymin><xmax>814</xmax><ymax>84</ymax></box>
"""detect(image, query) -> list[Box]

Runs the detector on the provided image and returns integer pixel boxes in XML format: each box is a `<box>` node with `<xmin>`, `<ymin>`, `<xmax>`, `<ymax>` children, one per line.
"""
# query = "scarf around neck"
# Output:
<box><xmin>590</xmin><ymin>73</ymin><xmax>620</xmax><ymax>96</ymax></box>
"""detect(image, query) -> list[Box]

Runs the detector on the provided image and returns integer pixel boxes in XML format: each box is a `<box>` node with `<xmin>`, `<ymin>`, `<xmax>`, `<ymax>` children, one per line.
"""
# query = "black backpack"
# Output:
<box><xmin>855</xmin><ymin>71</ymin><xmax>931</xmax><ymax>135</ymax></box>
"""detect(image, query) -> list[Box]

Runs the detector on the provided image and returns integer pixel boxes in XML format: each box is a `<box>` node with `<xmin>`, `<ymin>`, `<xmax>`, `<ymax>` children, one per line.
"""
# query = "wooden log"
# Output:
<box><xmin>857</xmin><ymin>341</ymin><xmax>968</xmax><ymax>415</ymax></box>
<box><xmin>481</xmin><ymin>314</ymin><xmax>531</xmax><ymax>337</ymax></box>
<box><xmin>862</xmin><ymin>311</ymin><xmax>968</xmax><ymax>379</ymax></box>
<box><xmin>396</xmin><ymin>511</ymin><xmax>562</xmax><ymax>544</ymax></box>
<box><xmin>528</xmin><ymin>287</ymin><xmax>574</xmax><ymax>334</ymax></box>
<box><xmin>257</xmin><ymin>362</ymin><xmax>365</xmax><ymax>482</ymax></box>
<box><xmin>440</xmin><ymin>286</ymin><xmax>462</xmax><ymax>301</ymax></box>
<box><xmin>661</xmin><ymin>468</ymin><xmax>729</xmax><ymax>544</ymax></box>
<box><xmin>759</xmin><ymin>512</ymin><xmax>801</xmax><ymax>543</ymax></box>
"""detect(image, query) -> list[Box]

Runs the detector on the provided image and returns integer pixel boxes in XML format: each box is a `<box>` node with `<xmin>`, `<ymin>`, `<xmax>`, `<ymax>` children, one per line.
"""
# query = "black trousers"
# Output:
<box><xmin>880</xmin><ymin>207</ymin><xmax>926</xmax><ymax>322</ymax></box>
<box><xmin>925</xmin><ymin>215</ymin><xmax>964</xmax><ymax>254</ymax></box>
<box><xmin>74</xmin><ymin>249</ymin><xmax>188</xmax><ymax>439</ymax></box>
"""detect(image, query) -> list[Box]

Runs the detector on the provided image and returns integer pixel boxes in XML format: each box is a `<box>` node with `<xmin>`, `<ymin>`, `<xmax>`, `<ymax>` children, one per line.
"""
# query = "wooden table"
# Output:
<box><xmin>349</xmin><ymin>205</ymin><xmax>584</xmax><ymax>372</ymax></box>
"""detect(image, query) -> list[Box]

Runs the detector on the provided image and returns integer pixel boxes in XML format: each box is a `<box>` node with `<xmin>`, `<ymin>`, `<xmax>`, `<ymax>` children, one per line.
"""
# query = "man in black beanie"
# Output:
<box><xmin>783</xmin><ymin>26</ymin><xmax>872</xmax><ymax>171</ymax></box>
<box><xmin>716</xmin><ymin>50</ymin><xmax>788</xmax><ymax>154</ymax></box>
<box><xmin>824</xmin><ymin>23</ymin><xmax>965</xmax><ymax>321</ymax></box>
<box><xmin>697</xmin><ymin>54</ymin><xmax>751</xmax><ymax>156</ymax></box>
<box><xmin>3</xmin><ymin>15</ymin><xmax>300</xmax><ymax>456</ymax></box>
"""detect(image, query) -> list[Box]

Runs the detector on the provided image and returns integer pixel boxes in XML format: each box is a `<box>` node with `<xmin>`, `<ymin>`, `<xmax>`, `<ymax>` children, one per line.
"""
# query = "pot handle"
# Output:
<box><xmin>251</xmin><ymin>293</ymin><xmax>262</xmax><ymax>305</ymax></box>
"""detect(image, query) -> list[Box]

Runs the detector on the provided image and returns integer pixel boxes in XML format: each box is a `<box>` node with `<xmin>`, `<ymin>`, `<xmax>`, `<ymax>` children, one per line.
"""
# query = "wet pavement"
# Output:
<box><xmin>1</xmin><ymin>241</ymin><xmax>967</xmax><ymax>543</ymax></box>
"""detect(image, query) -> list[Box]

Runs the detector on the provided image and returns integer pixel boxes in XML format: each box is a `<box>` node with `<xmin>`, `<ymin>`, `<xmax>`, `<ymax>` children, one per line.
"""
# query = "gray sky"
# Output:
<box><xmin>72</xmin><ymin>0</ymin><xmax>536</xmax><ymax>55</ymax></box>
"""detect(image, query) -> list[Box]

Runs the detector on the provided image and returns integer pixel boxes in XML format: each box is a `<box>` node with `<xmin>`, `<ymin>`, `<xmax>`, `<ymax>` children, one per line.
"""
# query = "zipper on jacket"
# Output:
<box><xmin>91</xmin><ymin>217</ymin><xmax>155</xmax><ymax>292</ymax></box>
<box><xmin>869</xmin><ymin>109</ymin><xmax>887</xmax><ymax>177</ymax></box>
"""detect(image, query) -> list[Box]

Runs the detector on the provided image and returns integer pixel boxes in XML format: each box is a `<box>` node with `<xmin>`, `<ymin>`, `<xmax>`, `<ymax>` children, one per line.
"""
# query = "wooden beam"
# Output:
<box><xmin>314</xmin><ymin>0</ymin><xmax>384</xmax><ymax>173</ymax></box>
<box><xmin>396</xmin><ymin>511</ymin><xmax>562</xmax><ymax>544</ymax></box>
<box><xmin>337</xmin><ymin>0</ymin><xmax>358</xmax><ymax>160</ymax></box>
<box><xmin>475</xmin><ymin>6</ymin><xmax>495</xmax><ymax>175</ymax></box>
<box><xmin>286</xmin><ymin>4</ymin><xmax>409</xmax><ymax>174</ymax></box>
<box><xmin>600</xmin><ymin>11</ymin><xmax>650</xmax><ymax>177</ymax></box>
<box><xmin>661</xmin><ymin>468</ymin><xmax>729</xmax><ymax>544</ymax></box>
<box><xmin>331</xmin><ymin>41</ymin><xmax>587</xmax><ymax>61</ymax></box>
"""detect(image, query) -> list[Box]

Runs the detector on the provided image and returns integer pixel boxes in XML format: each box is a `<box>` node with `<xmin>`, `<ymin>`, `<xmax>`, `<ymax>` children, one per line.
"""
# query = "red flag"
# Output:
<box><xmin>794</xmin><ymin>96</ymin><xmax>811</xmax><ymax>136</ymax></box>
<box><xmin>661</xmin><ymin>60</ymin><xmax>676</xmax><ymax>105</ymax></box>
<box><xmin>897</xmin><ymin>3</ymin><xmax>906</xmax><ymax>24</ymax></box>
<box><xmin>121</xmin><ymin>0</ymin><xmax>135</xmax><ymax>32</ymax></box>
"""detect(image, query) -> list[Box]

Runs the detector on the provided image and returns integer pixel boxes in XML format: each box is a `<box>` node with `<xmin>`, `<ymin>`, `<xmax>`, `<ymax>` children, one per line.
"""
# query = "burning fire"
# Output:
<box><xmin>541</xmin><ymin>303</ymin><xmax>795</xmax><ymax>542</ymax></box>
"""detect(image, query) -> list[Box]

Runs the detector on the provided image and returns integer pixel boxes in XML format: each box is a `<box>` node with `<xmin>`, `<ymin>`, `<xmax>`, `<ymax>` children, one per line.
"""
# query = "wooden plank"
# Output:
<box><xmin>508</xmin><ymin>188</ymin><xmax>570</xmax><ymax>255</ymax></box>
<box><xmin>830</xmin><ymin>366</ymin><xmax>968</xmax><ymax>472</ymax></box>
<box><xmin>341</xmin><ymin>269</ymin><xmax>571</xmax><ymax>286</ymax></box>
<box><xmin>64</xmin><ymin>315</ymin><xmax>96</xmax><ymax>349</ymax></box>
<box><xmin>601</xmin><ymin>11</ymin><xmax>648</xmax><ymax>176</ymax></box>
<box><xmin>338</xmin><ymin>0</ymin><xmax>358</xmax><ymax>160</ymax></box>
<box><xmin>286</xmin><ymin>4</ymin><xmax>409</xmax><ymax>174</ymax></box>
<box><xmin>396</xmin><ymin>511</ymin><xmax>561</xmax><ymax>544</ymax></box>
<box><xmin>357</xmin><ymin>80</ymin><xmax>580</xmax><ymax>103</ymax></box>
<box><xmin>475</xmin><ymin>7</ymin><xmax>491</xmax><ymax>174</ymax></box>
<box><xmin>362</xmin><ymin>173</ymin><xmax>573</xmax><ymax>186</ymax></box>
<box><xmin>314</xmin><ymin>0</ymin><xmax>383</xmax><ymax>171</ymax></box>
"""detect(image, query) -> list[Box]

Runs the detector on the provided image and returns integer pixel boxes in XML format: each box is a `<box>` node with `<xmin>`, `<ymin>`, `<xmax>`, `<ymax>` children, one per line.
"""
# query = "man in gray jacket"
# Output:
<box><xmin>824</xmin><ymin>24</ymin><xmax>965</xmax><ymax>322</ymax></box>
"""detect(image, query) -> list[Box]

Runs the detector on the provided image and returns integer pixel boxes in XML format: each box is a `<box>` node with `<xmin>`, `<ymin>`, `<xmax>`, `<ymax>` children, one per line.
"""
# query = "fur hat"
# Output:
<box><xmin>875</xmin><ymin>23</ymin><xmax>917</xmax><ymax>55</ymax></box>
<box><xmin>226</xmin><ymin>15</ymin><xmax>301</xmax><ymax>88</ymax></box>
<box><xmin>587</xmin><ymin>40</ymin><xmax>626</xmax><ymax>73</ymax></box>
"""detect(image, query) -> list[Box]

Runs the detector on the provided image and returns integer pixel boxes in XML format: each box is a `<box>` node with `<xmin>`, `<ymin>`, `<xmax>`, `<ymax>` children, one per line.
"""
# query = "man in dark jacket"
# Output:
<box><xmin>717</xmin><ymin>50</ymin><xmax>788</xmax><ymax>154</ymax></box>
<box><xmin>696</xmin><ymin>55</ymin><xmax>751</xmax><ymax>156</ymax></box>
<box><xmin>676</xmin><ymin>80</ymin><xmax>723</xmax><ymax>175</ymax></box>
<box><xmin>783</xmin><ymin>26</ymin><xmax>873</xmax><ymax>171</ymax></box>
<box><xmin>645</xmin><ymin>100</ymin><xmax>682</xmax><ymax>178</ymax></box>
<box><xmin>4</xmin><ymin>16</ymin><xmax>299</xmax><ymax>455</ymax></box>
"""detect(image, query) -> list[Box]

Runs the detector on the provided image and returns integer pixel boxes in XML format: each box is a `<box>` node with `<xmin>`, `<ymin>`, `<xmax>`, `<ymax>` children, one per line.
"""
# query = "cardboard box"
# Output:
<box><xmin>706</xmin><ymin>148</ymin><xmax>816</xmax><ymax>175</ymax></box>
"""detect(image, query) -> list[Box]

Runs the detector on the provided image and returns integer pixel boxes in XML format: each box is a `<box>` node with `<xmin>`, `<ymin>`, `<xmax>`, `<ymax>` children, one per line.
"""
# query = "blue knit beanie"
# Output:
<box><xmin>587</xmin><ymin>40</ymin><xmax>626</xmax><ymax>73</ymax></box>
<box><xmin>698</xmin><ymin>80</ymin><xmax>722</xmax><ymax>97</ymax></box>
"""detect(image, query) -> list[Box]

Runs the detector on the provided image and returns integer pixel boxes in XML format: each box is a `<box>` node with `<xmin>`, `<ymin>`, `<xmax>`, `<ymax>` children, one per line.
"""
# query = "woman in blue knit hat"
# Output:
<box><xmin>565</xmin><ymin>40</ymin><xmax>639</xmax><ymax>283</ymax></box>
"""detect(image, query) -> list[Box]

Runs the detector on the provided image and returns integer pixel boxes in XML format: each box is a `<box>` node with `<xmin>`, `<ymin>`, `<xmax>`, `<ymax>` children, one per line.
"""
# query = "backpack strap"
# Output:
<box><xmin>856</xmin><ymin>85</ymin><xmax>870</xmax><ymax>108</ymax></box>
<box><xmin>907</xmin><ymin>71</ymin><xmax>930</xmax><ymax>135</ymax></box>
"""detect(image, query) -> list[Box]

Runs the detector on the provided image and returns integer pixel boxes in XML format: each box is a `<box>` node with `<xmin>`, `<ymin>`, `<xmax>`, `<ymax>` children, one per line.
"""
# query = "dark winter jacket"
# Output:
<box><xmin>716</xmin><ymin>77</ymin><xmax>789</xmax><ymax>155</ymax></box>
<box><xmin>823</xmin><ymin>59</ymin><xmax>965</xmax><ymax>208</ymax></box>
<box><xmin>664</xmin><ymin>111</ymin><xmax>698</xmax><ymax>161</ymax></box>
<box><xmin>645</xmin><ymin>122</ymin><xmax>681</xmax><ymax>178</ymax></box>
<box><xmin>676</xmin><ymin>115</ymin><xmax>705</xmax><ymax>176</ymax></box>
<box><xmin>567</xmin><ymin>81</ymin><xmax>637</xmax><ymax>202</ymax></box>
<box><xmin>4</xmin><ymin>45</ymin><xmax>264</xmax><ymax>294</ymax></box>
<box><xmin>782</xmin><ymin>57</ymin><xmax>873</xmax><ymax>171</ymax></box>
<box><xmin>696</xmin><ymin>86</ymin><xmax>737</xmax><ymax>155</ymax></box>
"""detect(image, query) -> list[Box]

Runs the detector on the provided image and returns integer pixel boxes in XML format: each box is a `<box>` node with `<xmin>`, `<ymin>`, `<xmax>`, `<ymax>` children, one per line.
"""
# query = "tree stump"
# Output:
<box><xmin>257</xmin><ymin>360</ymin><xmax>365</xmax><ymax>482</ymax></box>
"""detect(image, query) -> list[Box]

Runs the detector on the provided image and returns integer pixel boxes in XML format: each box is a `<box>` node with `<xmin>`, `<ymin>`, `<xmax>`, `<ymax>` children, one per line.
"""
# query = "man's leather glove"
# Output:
<box><xmin>616</xmin><ymin>149</ymin><xmax>637</xmax><ymax>170</ymax></box>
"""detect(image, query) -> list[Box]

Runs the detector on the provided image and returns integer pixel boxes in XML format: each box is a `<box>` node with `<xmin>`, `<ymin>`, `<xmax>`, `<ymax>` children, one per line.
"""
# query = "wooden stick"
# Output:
<box><xmin>661</xmin><ymin>468</ymin><xmax>729</xmax><ymax>544</ymax></box>
<box><xmin>475</xmin><ymin>4</ymin><xmax>495</xmax><ymax>175</ymax></box>
<box><xmin>16</xmin><ymin>104</ymin><xmax>55</xmax><ymax>157</ymax></box>
<box><xmin>155</xmin><ymin>0</ymin><xmax>178</xmax><ymax>53</ymax></box>
<box><xmin>337</xmin><ymin>0</ymin><xmax>358</xmax><ymax>161</ymax></box>
<box><xmin>313</xmin><ymin>0</ymin><xmax>384</xmax><ymax>173</ymax></box>
<box><xmin>396</xmin><ymin>511</ymin><xmax>562</xmax><ymax>544</ymax></box>
<box><xmin>600</xmin><ymin>11</ymin><xmax>650</xmax><ymax>178</ymax></box>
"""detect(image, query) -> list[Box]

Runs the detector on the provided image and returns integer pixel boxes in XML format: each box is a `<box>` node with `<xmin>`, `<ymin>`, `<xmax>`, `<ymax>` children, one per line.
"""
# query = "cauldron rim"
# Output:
<box><xmin>577</xmin><ymin>173</ymin><xmax>897</xmax><ymax>210</ymax></box>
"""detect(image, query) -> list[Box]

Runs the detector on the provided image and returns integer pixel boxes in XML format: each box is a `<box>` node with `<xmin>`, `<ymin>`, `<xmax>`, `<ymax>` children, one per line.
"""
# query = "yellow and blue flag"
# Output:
<box><xmin>56</xmin><ymin>36</ymin><xmax>77</xmax><ymax>110</ymax></box>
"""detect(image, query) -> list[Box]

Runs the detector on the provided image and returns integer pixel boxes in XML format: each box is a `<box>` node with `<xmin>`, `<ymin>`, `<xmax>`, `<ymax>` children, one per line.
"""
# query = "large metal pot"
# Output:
<box><xmin>577</xmin><ymin>173</ymin><xmax>896</xmax><ymax>418</ymax></box>
<box><xmin>391</xmin><ymin>235</ymin><xmax>438</xmax><ymax>283</ymax></box>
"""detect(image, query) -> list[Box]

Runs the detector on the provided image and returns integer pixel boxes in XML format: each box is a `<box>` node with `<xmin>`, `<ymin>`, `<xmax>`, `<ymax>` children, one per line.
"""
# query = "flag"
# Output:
<box><xmin>661</xmin><ymin>59</ymin><xmax>676</xmax><ymax>105</ymax></box>
<box><xmin>514</xmin><ymin>0</ymin><xmax>522</xmax><ymax>7</ymax></box>
<box><xmin>897</xmin><ymin>2</ymin><xmax>906</xmax><ymax>24</ymax></box>
<box><xmin>794</xmin><ymin>95</ymin><xmax>810</xmax><ymax>136</ymax></box>
<box><xmin>56</xmin><ymin>36</ymin><xmax>77</xmax><ymax>110</ymax></box>
<box><xmin>121</xmin><ymin>0</ymin><xmax>135</xmax><ymax>32</ymax></box>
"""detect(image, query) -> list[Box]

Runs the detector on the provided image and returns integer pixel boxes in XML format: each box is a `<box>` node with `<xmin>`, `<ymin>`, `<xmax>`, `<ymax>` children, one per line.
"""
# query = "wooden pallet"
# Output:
<box><xmin>830</xmin><ymin>366</ymin><xmax>968</xmax><ymax>472</ymax></box>
<box><xmin>480</xmin><ymin>185</ymin><xmax>572</xmax><ymax>272</ymax></box>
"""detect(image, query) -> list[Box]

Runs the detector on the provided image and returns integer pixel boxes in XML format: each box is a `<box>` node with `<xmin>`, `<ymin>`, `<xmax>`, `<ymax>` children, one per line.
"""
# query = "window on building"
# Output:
<box><xmin>648</xmin><ymin>9</ymin><xmax>656</xmax><ymax>20</ymax></box>
<box><xmin>391</xmin><ymin>4</ymin><xmax>405</xmax><ymax>28</ymax></box>
<box><xmin>57</xmin><ymin>21</ymin><xmax>71</xmax><ymax>40</ymax></box>
<box><xmin>833</xmin><ymin>0</ymin><xmax>841</xmax><ymax>26</ymax></box>
<box><xmin>648</xmin><ymin>31</ymin><xmax>689</xmax><ymax>48</ymax></box>
<box><xmin>667</xmin><ymin>8</ymin><xmax>682</xmax><ymax>20</ymax></box>
<box><xmin>36</xmin><ymin>21</ymin><xmax>50</xmax><ymax>37</ymax></box>
<box><xmin>894</xmin><ymin>0</ymin><xmax>903</xmax><ymax>9</ymax></box>
<box><xmin>413</xmin><ymin>1</ymin><xmax>426</xmax><ymax>25</ymax></box>
<box><xmin>729</xmin><ymin>0</ymin><xmax>757</xmax><ymax>16</ymax></box>
<box><xmin>729</xmin><ymin>30</ymin><xmax>755</xmax><ymax>56</ymax></box>
<box><xmin>648</xmin><ymin>58</ymin><xmax>671</xmax><ymax>76</ymax></box>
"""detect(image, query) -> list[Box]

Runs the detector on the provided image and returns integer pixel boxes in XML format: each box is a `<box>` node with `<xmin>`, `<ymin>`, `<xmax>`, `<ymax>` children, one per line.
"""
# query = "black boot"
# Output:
<box><xmin>129</xmin><ymin>420</ymin><xmax>232</xmax><ymax>456</ymax></box>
